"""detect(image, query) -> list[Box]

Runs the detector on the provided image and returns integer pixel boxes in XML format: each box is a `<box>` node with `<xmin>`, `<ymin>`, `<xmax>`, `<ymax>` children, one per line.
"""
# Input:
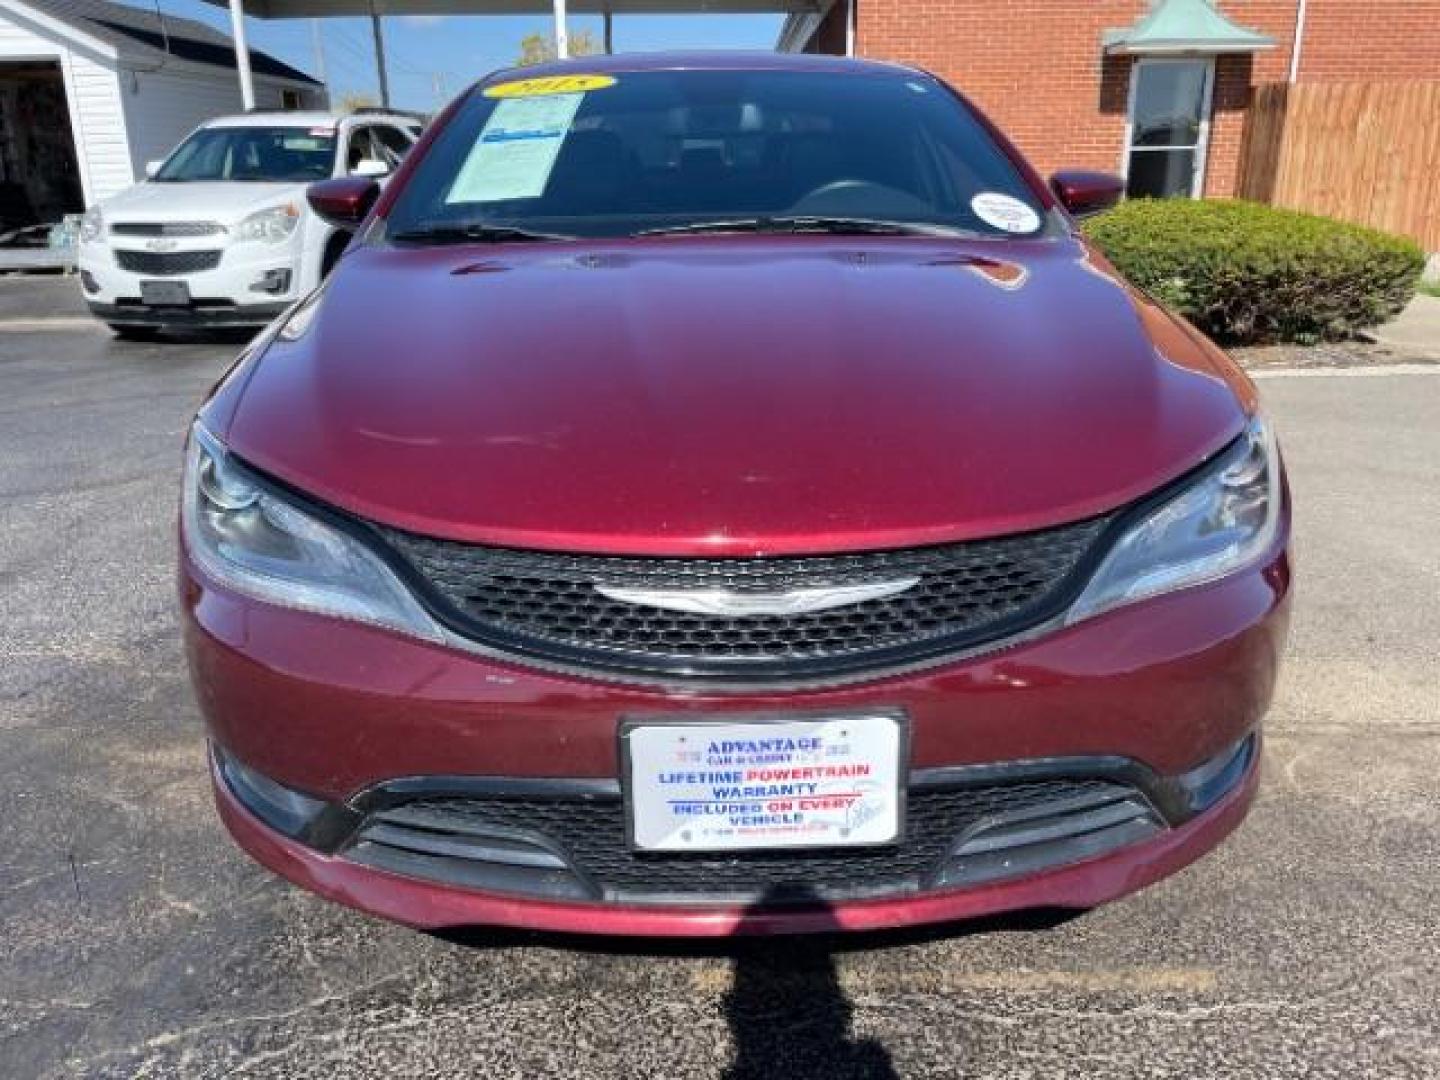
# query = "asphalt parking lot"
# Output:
<box><xmin>2</xmin><ymin>282</ymin><xmax>1438</xmax><ymax>1079</ymax></box>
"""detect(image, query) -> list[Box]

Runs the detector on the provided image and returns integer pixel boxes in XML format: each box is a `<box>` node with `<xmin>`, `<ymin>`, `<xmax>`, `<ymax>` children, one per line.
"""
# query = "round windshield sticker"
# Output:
<box><xmin>971</xmin><ymin>193</ymin><xmax>1042</xmax><ymax>234</ymax></box>
<box><xmin>484</xmin><ymin>74</ymin><xmax>616</xmax><ymax>98</ymax></box>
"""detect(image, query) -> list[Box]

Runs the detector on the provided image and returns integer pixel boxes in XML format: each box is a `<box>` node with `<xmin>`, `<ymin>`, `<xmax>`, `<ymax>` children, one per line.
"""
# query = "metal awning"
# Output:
<box><xmin>201</xmin><ymin>0</ymin><xmax>816</xmax><ymax>17</ymax></box>
<box><xmin>1103</xmin><ymin>0</ymin><xmax>1275</xmax><ymax>55</ymax></box>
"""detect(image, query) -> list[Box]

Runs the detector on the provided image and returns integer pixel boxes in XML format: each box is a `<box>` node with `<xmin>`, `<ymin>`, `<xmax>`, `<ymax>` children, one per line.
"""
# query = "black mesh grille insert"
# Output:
<box><xmin>351</xmin><ymin>778</ymin><xmax>1143</xmax><ymax>902</ymax></box>
<box><xmin>111</xmin><ymin>221</ymin><xmax>222</xmax><ymax>237</ymax></box>
<box><xmin>380</xmin><ymin>519</ymin><xmax>1108</xmax><ymax>680</ymax></box>
<box><xmin>115</xmin><ymin>249</ymin><xmax>222</xmax><ymax>276</ymax></box>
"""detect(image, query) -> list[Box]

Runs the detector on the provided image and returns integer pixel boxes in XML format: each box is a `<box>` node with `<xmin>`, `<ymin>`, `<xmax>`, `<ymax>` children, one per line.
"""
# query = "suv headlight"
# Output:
<box><xmin>79</xmin><ymin>206</ymin><xmax>103</xmax><ymax>243</ymax></box>
<box><xmin>1067</xmin><ymin>416</ymin><xmax>1282</xmax><ymax>624</ymax></box>
<box><xmin>236</xmin><ymin>205</ymin><xmax>300</xmax><ymax>244</ymax></box>
<box><xmin>182</xmin><ymin>422</ymin><xmax>442</xmax><ymax>641</ymax></box>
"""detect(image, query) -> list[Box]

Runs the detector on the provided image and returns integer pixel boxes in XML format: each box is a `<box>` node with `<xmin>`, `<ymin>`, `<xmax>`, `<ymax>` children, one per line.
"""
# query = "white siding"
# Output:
<box><xmin>121</xmin><ymin>66</ymin><xmax>324</xmax><ymax>182</ymax></box>
<box><xmin>63</xmin><ymin>50</ymin><xmax>129</xmax><ymax>203</ymax></box>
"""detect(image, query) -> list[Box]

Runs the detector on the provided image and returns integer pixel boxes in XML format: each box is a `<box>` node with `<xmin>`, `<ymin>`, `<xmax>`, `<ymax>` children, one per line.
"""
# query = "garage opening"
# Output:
<box><xmin>0</xmin><ymin>61</ymin><xmax>84</xmax><ymax>239</ymax></box>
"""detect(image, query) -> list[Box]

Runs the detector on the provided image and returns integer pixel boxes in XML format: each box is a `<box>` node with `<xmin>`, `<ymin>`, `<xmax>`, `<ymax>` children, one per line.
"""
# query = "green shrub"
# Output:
<box><xmin>1085</xmin><ymin>199</ymin><xmax>1424</xmax><ymax>345</ymax></box>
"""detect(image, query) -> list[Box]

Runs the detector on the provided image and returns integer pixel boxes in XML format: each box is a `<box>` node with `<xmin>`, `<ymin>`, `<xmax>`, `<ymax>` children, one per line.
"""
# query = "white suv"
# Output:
<box><xmin>77</xmin><ymin>110</ymin><xmax>421</xmax><ymax>336</ymax></box>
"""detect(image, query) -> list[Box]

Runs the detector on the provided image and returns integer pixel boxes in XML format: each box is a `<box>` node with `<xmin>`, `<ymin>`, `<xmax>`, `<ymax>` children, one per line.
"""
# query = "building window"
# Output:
<box><xmin>1124</xmin><ymin>58</ymin><xmax>1214</xmax><ymax>198</ymax></box>
<box><xmin>281</xmin><ymin>89</ymin><xmax>303</xmax><ymax>110</ymax></box>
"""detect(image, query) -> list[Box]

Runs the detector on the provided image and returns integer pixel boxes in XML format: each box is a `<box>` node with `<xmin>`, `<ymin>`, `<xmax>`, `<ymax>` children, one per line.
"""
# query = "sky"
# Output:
<box><xmin>151</xmin><ymin>1</ymin><xmax>786</xmax><ymax>113</ymax></box>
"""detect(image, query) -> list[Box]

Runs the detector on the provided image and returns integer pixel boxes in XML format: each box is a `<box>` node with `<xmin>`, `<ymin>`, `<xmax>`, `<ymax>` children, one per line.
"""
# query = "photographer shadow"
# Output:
<box><xmin>720</xmin><ymin>886</ymin><xmax>898</xmax><ymax>1080</ymax></box>
<box><xmin>434</xmin><ymin>894</ymin><xmax>1079</xmax><ymax>1078</ymax></box>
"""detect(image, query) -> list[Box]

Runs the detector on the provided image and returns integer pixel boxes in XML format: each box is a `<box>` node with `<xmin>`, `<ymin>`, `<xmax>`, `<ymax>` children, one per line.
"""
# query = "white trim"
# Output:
<box><xmin>1121</xmin><ymin>56</ymin><xmax>1215</xmax><ymax>199</ymax></box>
<box><xmin>0</xmin><ymin>0</ymin><xmax>116</xmax><ymax>61</ymax></box>
<box><xmin>56</xmin><ymin>50</ymin><xmax>98</xmax><ymax>206</ymax></box>
<box><xmin>1288</xmin><ymin>0</ymin><xmax>1309</xmax><ymax>83</ymax></box>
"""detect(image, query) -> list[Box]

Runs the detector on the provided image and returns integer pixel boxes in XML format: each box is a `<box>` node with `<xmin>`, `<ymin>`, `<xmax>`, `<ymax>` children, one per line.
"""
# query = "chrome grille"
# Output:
<box><xmin>380</xmin><ymin>519</ymin><xmax>1109</xmax><ymax>681</ymax></box>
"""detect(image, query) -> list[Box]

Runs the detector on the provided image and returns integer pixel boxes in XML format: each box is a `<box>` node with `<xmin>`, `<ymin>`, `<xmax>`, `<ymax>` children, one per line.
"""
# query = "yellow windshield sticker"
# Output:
<box><xmin>484</xmin><ymin>74</ymin><xmax>616</xmax><ymax>98</ymax></box>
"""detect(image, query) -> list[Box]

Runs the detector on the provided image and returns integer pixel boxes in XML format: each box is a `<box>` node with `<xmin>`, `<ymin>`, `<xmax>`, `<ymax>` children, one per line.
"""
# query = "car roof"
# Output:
<box><xmin>200</xmin><ymin>112</ymin><xmax>416</xmax><ymax>130</ymax></box>
<box><xmin>481</xmin><ymin>49</ymin><xmax>922</xmax><ymax>86</ymax></box>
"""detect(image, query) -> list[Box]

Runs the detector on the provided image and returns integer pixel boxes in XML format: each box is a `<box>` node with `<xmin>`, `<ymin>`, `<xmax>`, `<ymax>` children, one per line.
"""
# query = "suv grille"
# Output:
<box><xmin>115</xmin><ymin>249</ymin><xmax>222</xmax><ymax>276</ymax></box>
<box><xmin>111</xmin><ymin>221</ymin><xmax>222</xmax><ymax>237</ymax></box>
<box><xmin>380</xmin><ymin>519</ymin><xmax>1109</xmax><ymax>681</ymax></box>
<box><xmin>344</xmin><ymin>778</ymin><xmax>1162</xmax><ymax>903</ymax></box>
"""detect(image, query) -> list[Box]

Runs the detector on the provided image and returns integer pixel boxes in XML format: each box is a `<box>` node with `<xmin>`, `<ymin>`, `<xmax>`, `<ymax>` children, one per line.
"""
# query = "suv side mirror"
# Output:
<box><xmin>1050</xmin><ymin>170</ymin><xmax>1125</xmax><ymax>218</ymax></box>
<box><xmin>144</xmin><ymin>160</ymin><xmax>164</xmax><ymax>179</ymax></box>
<box><xmin>351</xmin><ymin>158</ymin><xmax>390</xmax><ymax>179</ymax></box>
<box><xmin>307</xmin><ymin>177</ymin><xmax>381</xmax><ymax>230</ymax></box>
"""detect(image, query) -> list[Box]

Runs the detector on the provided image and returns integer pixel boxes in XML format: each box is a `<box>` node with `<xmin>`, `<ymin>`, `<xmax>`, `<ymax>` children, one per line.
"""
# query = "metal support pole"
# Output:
<box><xmin>552</xmin><ymin>0</ymin><xmax>569</xmax><ymax>59</ymax></box>
<box><xmin>369</xmin><ymin>1</ymin><xmax>391</xmax><ymax>107</ymax></box>
<box><xmin>1288</xmin><ymin>0</ymin><xmax>1309</xmax><ymax>83</ymax></box>
<box><xmin>228</xmin><ymin>0</ymin><xmax>255</xmax><ymax>110</ymax></box>
<box><xmin>845</xmin><ymin>0</ymin><xmax>856</xmax><ymax>57</ymax></box>
<box><xmin>603</xmin><ymin>9</ymin><xmax>613</xmax><ymax>54</ymax></box>
<box><xmin>310</xmin><ymin>19</ymin><xmax>328</xmax><ymax>99</ymax></box>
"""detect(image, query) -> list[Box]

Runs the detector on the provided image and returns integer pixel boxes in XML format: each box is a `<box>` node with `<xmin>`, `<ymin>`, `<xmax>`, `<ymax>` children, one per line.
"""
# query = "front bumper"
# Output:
<box><xmin>87</xmin><ymin>300</ymin><xmax>289</xmax><ymax>330</ymax></box>
<box><xmin>211</xmin><ymin>734</ymin><xmax>1260</xmax><ymax>935</ymax></box>
<box><xmin>78</xmin><ymin>239</ymin><xmax>303</xmax><ymax>328</ymax></box>
<box><xmin>183</xmin><ymin>531</ymin><xmax>1290</xmax><ymax>934</ymax></box>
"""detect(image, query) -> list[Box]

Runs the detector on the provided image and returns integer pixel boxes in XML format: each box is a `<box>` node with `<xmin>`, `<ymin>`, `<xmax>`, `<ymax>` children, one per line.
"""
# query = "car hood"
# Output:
<box><xmin>101</xmin><ymin>181</ymin><xmax>303</xmax><ymax>223</ymax></box>
<box><xmin>218</xmin><ymin>236</ymin><xmax>1254</xmax><ymax>556</ymax></box>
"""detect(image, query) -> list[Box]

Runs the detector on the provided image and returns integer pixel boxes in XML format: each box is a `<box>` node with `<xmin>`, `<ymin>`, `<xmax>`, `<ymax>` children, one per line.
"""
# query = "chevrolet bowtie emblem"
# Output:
<box><xmin>595</xmin><ymin>578</ymin><xmax>920</xmax><ymax>618</ymax></box>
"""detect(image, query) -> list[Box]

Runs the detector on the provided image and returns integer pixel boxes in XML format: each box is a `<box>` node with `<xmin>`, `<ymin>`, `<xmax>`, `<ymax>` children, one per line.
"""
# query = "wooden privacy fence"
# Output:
<box><xmin>1237</xmin><ymin>81</ymin><xmax>1440</xmax><ymax>252</ymax></box>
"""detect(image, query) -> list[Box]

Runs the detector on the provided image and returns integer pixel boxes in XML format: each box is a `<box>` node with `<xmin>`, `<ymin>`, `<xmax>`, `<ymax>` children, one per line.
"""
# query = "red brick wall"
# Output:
<box><xmin>1295</xmin><ymin>0</ymin><xmax>1440</xmax><ymax>81</ymax></box>
<box><xmin>850</xmin><ymin>0</ymin><xmax>1440</xmax><ymax>198</ymax></box>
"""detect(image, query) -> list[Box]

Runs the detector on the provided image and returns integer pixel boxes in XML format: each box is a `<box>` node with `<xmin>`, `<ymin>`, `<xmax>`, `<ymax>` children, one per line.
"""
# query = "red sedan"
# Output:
<box><xmin>180</xmin><ymin>53</ymin><xmax>1291</xmax><ymax>936</ymax></box>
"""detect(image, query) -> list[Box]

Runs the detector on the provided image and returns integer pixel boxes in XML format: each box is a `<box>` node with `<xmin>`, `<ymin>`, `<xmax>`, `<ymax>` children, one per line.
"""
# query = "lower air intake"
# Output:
<box><xmin>342</xmin><ymin>776</ymin><xmax>1165</xmax><ymax>905</ymax></box>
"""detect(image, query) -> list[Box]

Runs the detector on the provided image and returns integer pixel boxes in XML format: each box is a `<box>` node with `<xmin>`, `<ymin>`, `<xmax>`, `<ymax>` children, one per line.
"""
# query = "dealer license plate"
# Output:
<box><xmin>140</xmin><ymin>280</ymin><xmax>191</xmax><ymax>307</ymax></box>
<box><xmin>622</xmin><ymin>713</ymin><xmax>905</xmax><ymax>853</ymax></box>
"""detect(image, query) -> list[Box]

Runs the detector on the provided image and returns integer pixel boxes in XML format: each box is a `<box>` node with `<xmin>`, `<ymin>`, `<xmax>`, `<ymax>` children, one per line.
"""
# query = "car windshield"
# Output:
<box><xmin>384</xmin><ymin>69</ymin><xmax>1050</xmax><ymax>241</ymax></box>
<box><xmin>154</xmin><ymin>127</ymin><xmax>337</xmax><ymax>183</ymax></box>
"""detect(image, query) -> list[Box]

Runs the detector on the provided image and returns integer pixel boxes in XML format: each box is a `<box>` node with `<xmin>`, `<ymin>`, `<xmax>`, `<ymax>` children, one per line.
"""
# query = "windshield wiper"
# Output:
<box><xmin>389</xmin><ymin>223</ymin><xmax>573</xmax><ymax>245</ymax></box>
<box><xmin>636</xmin><ymin>216</ymin><xmax>966</xmax><ymax>238</ymax></box>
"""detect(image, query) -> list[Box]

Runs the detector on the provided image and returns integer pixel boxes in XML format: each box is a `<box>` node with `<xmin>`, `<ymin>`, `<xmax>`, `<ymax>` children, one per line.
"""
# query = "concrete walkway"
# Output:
<box><xmin>1365</xmin><ymin>293</ymin><xmax>1440</xmax><ymax>353</ymax></box>
<box><xmin>0</xmin><ymin>248</ymin><xmax>70</xmax><ymax>272</ymax></box>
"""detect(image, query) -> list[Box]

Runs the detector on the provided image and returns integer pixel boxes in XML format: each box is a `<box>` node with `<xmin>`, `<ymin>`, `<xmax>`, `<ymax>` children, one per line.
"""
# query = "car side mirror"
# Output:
<box><xmin>144</xmin><ymin>159</ymin><xmax>164</xmax><ymax>179</ymax></box>
<box><xmin>1050</xmin><ymin>170</ymin><xmax>1125</xmax><ymax>218</ymax></box>
<box><xmin>351</xmin><ymin>158</ymin><xmax>390</xmax><ymax>179</ymax></box>
<box><xmin>307</xmin><ymin>177</ymin><xmax>381</xmax><ymax>230</ymax></box>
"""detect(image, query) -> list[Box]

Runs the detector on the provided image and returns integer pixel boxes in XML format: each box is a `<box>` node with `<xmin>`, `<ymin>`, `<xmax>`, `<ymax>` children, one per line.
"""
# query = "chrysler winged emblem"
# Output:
<box><xmin>595</xmin><ymin>578</ymin><xmax>920</xmax><ymax>617</ymax></box>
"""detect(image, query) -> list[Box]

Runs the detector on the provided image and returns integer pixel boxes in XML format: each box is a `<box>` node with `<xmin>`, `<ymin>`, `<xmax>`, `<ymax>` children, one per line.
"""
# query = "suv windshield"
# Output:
<box><xmin>384</xmin><ymin>69</ymin><xmax>1049</xmax><ymax>241</ymax></box>
<box><xmin>155</xmin><ymin>127</ymin><xmax>337</xmax><ymax>183</ymax></box>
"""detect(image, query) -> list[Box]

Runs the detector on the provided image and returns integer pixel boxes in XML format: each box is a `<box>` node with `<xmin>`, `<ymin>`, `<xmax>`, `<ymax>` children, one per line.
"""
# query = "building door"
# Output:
<box><xmin>1124</xmin><ymin>57</ymin><xmax>1215</xmax><ymax>198</ymax></box>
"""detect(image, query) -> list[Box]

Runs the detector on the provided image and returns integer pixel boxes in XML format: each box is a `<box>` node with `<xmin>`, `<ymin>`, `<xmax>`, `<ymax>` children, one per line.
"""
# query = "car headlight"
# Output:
<box><xmin>182</xmin><ymin>422</ymin><xmax>442</xmax><ymax>641</ymax></box>
<box><xmin>236</xmin><ymin>205</ymin><xmax>300</xmax><ymax>244</ymax></box>
<box><xmin>1067</xmin><ymin>415</ymin><xmax>1282</xmax><ymax>624</ymax></box>
<box><xmin>79</xmin><ymin>206</ymin><xmax>103</xmax><ymax>243</ymax></box>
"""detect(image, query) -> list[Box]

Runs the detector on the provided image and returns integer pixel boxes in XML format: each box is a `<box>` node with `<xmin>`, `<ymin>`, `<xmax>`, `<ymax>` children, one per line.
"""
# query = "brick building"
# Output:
<box><xmin>779</xmin><ymin>0</ymin><xmax>1440</xmax><ymax>199</ymax></box>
